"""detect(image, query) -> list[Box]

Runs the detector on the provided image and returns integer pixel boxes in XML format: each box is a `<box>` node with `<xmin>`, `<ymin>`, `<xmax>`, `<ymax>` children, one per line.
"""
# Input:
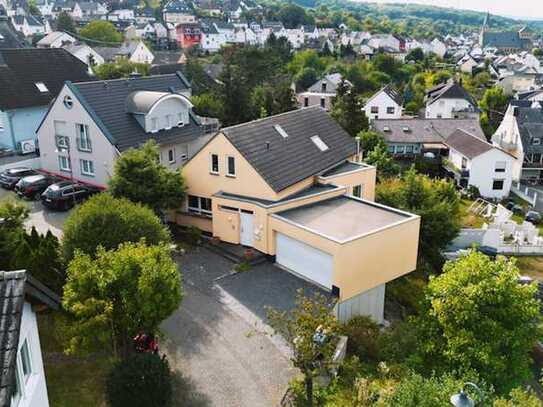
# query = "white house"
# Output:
<box><xmin>284</xmin><ymin>27</ymin><xmax>304</xmax><ymax>49</ymax></box>
<box><xmin>95</xmin><ymin>41</ymin><xmax>154</xmax><ymax>64</ymax></box>
<box><xmin>36</xmin><ymin>31</ymin><xmax>76</xmax><ymax>48</ymax></box>
<box><xmin>37</xmin><ymin>74</ymin><xmax>217</xmax><ymax>188</ymax></box>
<box><xmin>63</xmin><ymin>43</ymin><xmax>105</xmax><ymax>71</ymax></box>
<box><xmin>445</xmin><ymin>129</ymin><xmax>514</xmax><ymax>199</ymax></box>
<box><xmin>368</xmin><ymin>34</ymin><xmax>400</xmax><ymax>52</ymax></box>
<box><xmin>457</xmin><ymin>53</ymin><xmax>479</xmax><ymax>74</ymax></box>
<box><xmin>1</xmin><ymin>270</ymin><xmax>61</xmax><ymax>407</ymax></box>
<box><xmin>162</xmin><ymin>0</ymin><xmax>196</xmax><ymax>24</ymax></box>
<box><xmin>108</xmin><ymin>9</ymin><xmax>134</xmax><ymax>21</ymax></box>
<box><xmin>430</xmin><ymin>38</ymin><xmax>447</xmax><ymax>58</ymax></box>
<box><xmin>297</xmin><ymin>73</ymin><xmax>351</xmax><ymax>111</ymax></box>
<box><xmin>425</xmin><ymin>80</ymin><xmax>480</xmax><ymax>119</ymax></box>
<box><xmin>363</xmin><ymin>85</ymin><xmax>403</xmax><ymax>120</ymax></box>
<box><xmin>11</xmin><ymin>15</ymin><xmax>49</xmax><ymax>37</ymax></box>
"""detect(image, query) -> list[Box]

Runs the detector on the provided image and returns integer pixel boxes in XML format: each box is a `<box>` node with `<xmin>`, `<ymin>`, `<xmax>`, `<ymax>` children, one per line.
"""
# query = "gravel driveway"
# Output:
<box><xmin>161</xmin><ymin>247</ymin><xmax>302</xmax><ymax>407</ymax></box>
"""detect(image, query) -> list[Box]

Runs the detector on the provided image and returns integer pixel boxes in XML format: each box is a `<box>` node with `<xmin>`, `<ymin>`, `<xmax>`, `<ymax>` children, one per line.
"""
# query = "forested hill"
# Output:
<box><xmin>271</xmin><ymin>0</ymin><xmax>543</xmax><ymax>37</ymax></box>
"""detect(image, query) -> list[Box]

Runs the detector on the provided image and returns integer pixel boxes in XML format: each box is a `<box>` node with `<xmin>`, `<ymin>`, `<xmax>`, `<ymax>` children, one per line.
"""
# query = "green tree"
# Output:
<box><xmin>376</xmin><ymin>168</ymin><xmax>461</xmax><ymax>270</ymax></box>
<box><xmin>62</xmin><ymin>193</ymin><xmax>170</xmax><ymax>262</ymax></box>
<box><xmin>80</xmin><ymin>20</ymin><xmax>123</xmax><ymax>44</ymax></box>
<box><xmin>415</xmin><ymin>252</ymin><xmax>541</xmax><ymax>393</ymax></box>
<box><xmin>365</xmin><ymin>144</ymin><xmax>400</xmax><ymax>179</ymax></box>
<box><xmin>295</xmin><ymin>67</ymin><xmax>318</xmax><ymax>90</ymax></box>
<box><xmin>63</xmin><ymin>242</ymin><xmax>182</xmax><ymax>356</ymax></box>
<box><xmin>480</xmin><ymin>86</ymin><xmax>510</xmax><ymax>138</ymax></box>
<box><xmin>191</xmin><ymin>92</ymin><xmax>222</xmax><ymax>118</ymax></box>
<box><xmin>0</xmin><ymin>199</ymin><xmax>28</xmax><ymax>270</ymax></box>
<box><xmin>56</xmin><ymin>11</ymin><xmax>76</xmax><ymax>33</ymax></box>
<box><xmin>331</xmin><ymin>81</ymin><xmax>368</xmax><ymax>137</ymax></box>
<box><xmin>406</xmin><ymin>47</ymin><xmax>424</xmax><ymax>62</ymax></box>
<box><xmin>357</xmin><ymin>130</ymin><xmax>386</xmax><ymax>154</ymax></box>
<box><xmin>107</xmin><ymin>353</ymin><xmax>173</xmax><ymax>407</ymax></box>
<box><xmin>268</xmin><ymin>291</ymin><xmax>339</xmax><ymax>407</ymax></box>
<box><xmin>277</xmin><ymin>3</ymin><xmax>314</xmax><ymax>28</ymax></box>
<box><xmin>493</xmin><ymin>387</ymin><xmax>543</xmax><ymax>407</ymax></box>
<box><xmin>109</xmin><ymin>140</ymin><xmax>186</xmax><ymax>213</ymax></box>
<box><xmin>94</xmin><ymin>58</ymin><xmax>150</xmax><ymax>80</ymax></box>
<box><xmin>217</xmin><ymin>60</ymin><xmax>251</xmax><ymax>125</ymax></box>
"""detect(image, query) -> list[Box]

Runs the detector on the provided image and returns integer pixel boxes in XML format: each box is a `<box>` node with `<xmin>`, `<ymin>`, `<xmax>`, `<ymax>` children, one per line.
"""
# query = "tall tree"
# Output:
<box><xmin>109</xmin><ymin>140</ymin><xmax>186</xmax><ymax>213</ymax></box>
<box><xmin>331</xmin><ymin>81</ymin><xmax>368</xmax><ymax>137</ymax></box>
<box><xmin>480</xmin><ymin>86</ymin><xmax>510</xmax><ymax>138</ymax></box>
<box><xmin>415</xmin><ymin>252</ymin><xmax>541</xmax><ymax>393</ymax></box>
<box><xmin>80</xmin><ymin>20</ymin><xmax>123</xmax><ymax>44</ymax></box>
<box><xmin>63</xmin><ymin>242</ymin><xmax>182</xmax><ymax>357</ymax></box>
<box><xmin>56</xmin><ymin>11</ymin><xmax>76</xmax><ymax>33</ymax></box>
<box><xmin>94</xmin><ymin>59</ymin><xmax>150</xmax><ymax>80</ymax></box>
<box><xmin>62</xmin><ymin>193</ymin><xmax>170</xmax><ymax>262</ymax></box>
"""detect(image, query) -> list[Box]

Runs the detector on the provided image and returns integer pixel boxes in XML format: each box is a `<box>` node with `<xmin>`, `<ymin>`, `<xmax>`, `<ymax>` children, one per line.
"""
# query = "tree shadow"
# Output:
<box><xmin>171</xmin><ymin>369</ymin><xmax>212</xmax><ymax>407</ymax></box>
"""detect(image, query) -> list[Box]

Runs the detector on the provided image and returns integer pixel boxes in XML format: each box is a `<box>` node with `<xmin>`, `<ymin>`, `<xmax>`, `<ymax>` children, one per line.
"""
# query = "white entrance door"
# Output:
<box><xmin>275</xmin><ymin>233</ymin><xmax>333</xmax><ymax>289</ymax></box>
<box><xmin>240</xmin><ymin>211</ymin><xmax>254</xmax><ymax>247</ymax></box>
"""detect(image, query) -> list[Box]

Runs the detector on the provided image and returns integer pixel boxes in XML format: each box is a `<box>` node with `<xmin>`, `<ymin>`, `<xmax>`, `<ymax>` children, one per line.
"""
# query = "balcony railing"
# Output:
<box><xmin>444</xmin><ymin>160</ymin><xmax>470</xmax><ymax>178</ymax></box>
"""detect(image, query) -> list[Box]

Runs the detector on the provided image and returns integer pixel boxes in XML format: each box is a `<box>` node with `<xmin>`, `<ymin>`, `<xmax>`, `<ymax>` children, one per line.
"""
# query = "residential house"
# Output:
<box><xmin>492</xmin><ymin>103</ymin><xmax>543</xmax><ymax>182</ymax></box>
<box><xmin>368</xmin><ymin>34</ymin><xmax>400</xmax><ymax>52</ymax></box>
<box><xmin>425</xmin><ymin>80</ymin><xmax>480</xmax><ymax>119</ymax></box>
<box><xmin>107</xmin><ymin>9</ymin><xmax>135</xmax><ymax>22</ymax></box>
<box><xmin>297</xmin><ymin>73</ymin><xmax>350</xmax><ymax>111</ymax></box>
<box><xmin>76</xmin><ymin>1</ymin><xmax>107</xmax><ymax>19</ymax></box>
<box><xmin>0</xmin><ymin>270</ymin><xmax>61</xmax><ymax>407</ymax></box>
<box><xmin>363</xmin><ymin>85</ymin><xmax>403</xmax><ymax>120</ymax></box>
<box><xmin>163</xmin><ymin>0</ymin><xmax>195</xmax><ymax>24</ymax></box>
<box><xmin>175</xmin><ymin>22</ymin><xmax>201</xmax><ymax>49</ymax></box>
<box><xmin>36</xmin><ymin>31</ymin><xmax>76</xmax><ymax>48</ymax></box>
<box><xmin>95</xmin><ymin>41</ymin><xmax>154</xmax><ymax>64</ymax></box>
<box><xmin>200</xmin><ymin>19</ymin><xmax>226</xmax><ymax>52</ymax></box>
<box><xmin>444</xmin><ymin>129</ymin><xmax>514</xmax><ymax>199</ymax></box>
<box><xmin>457</xmin><ymin>53</ymin><xmax>480</xmax><ymax>75</ymax></box>
<box><xmin>371</xmin><ymin>118</ymin><xmax>486</xmax><ymax>159</ymax></box>
<box><xmin>284</xmin><ymin>27</ymin><xmax>304</xmax><ymax>49</ymax></box>
<box><xmin>37</xmin><ymin>73</ymin><xmax>217</xmax><ymax>187</ymax></box>
<box><xmin>63</xmin><ymin>42</ymin><xmax>104</xmax><ymax>70</ymax></box>
<box><xmin>11</xmin><ymin>15</ymin><xmax>49</xmax><ymax>37</ymax></box>
<box><xmin>430</xmin><ymin>38</ymin><xmax>447</xmax><ymax>58</ymax></box>
<box><xmin>135</xmin><ymin>6</ymin><xmax>156</xmax><ymax>24</ymax></box>
<box><xmin>0</xmin><ymin>48</ymin><xmax>93</xmax><ymax>151</ymax></box>
<box><xmin>176</xmin><ymin>107</ymin><xmax>420</xmax><ymax>323</ymax></box>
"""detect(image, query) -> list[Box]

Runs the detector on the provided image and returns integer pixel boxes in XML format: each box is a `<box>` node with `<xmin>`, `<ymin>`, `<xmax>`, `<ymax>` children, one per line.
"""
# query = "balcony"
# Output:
<box><xmin>444</xmin><ymin>160</ymin><xmax>469</xmax><ymax>178</ymax></box>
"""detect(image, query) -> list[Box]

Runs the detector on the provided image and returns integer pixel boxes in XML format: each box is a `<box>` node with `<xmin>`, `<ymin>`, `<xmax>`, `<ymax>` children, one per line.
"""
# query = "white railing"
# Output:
<box><xmin>511</xmin><ymin>181</ymin><xmax>538</xmax><ymax>207</ymax></box>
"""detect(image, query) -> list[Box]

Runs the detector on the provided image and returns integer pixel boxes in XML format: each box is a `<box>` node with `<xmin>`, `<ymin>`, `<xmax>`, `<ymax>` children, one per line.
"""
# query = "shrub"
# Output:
<box><xmin>341</xmin><ymin>316</ymin><xmax>380</xmax><ymax>362</ymax></box>
<box><xmin>62</xmin><ymin>193</ymin><xmax>170</xmax><ymax>261</ymax></box>
<box><xmin>106</xmin><ymin>353</ymin><xmax>173</xmax><ymax>407</ymax></box>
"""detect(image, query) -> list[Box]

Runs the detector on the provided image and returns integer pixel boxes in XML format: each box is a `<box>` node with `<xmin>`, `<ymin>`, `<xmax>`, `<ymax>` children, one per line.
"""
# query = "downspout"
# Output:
<box><xmin>7</xmin><ymin>111</ymin><xmax>16</xmax><ymax>150</ymax></box>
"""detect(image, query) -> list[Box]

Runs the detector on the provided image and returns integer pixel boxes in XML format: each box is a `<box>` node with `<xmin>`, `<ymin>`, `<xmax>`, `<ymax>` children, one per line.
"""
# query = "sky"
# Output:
<box><xmin>355</xmin><ymin>0</ymin><xmax>543</xmax><ymax>20</ymax></box>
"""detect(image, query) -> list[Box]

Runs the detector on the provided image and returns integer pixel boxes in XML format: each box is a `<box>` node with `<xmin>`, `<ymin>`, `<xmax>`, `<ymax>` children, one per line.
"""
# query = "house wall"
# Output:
<box><xmin>37</xmin><ymin>85</ymin><xmax>118</xmax><ymax>187</ymax></box>
<box><xmin>469</xmin><ymin>149</ymin><xmax>513</xmax><ymax>199</ymax></box>
<box><xmin>129</xmin><ymin>42</ymin><xmax>154</xmax><ymax>64</ymax></box>
<box><xmin>318</xmin><ymin>165</ymin><xmax>376</xmax><ymax>201</ymax></box>
<box><xmin>363</xmin><ymin>92</ymin><xmax>402</xmax><ymax>120</ymax></box>
<box><xmin>0</xmin><ymin>106</ymin><xmax>48</xmax><ymax>150</ymax></box>
<box><xmin>491</xmin><ymin>107</ymin><xmax>524</xmax><ymax>181</ymax></box>
<box><xmin>426</xmin><ymin>98</ymin><xmax>475</xmax><ymax>119</ymax></box>
<box><xmin>296</xmin><ymin>92</ymin><xmax>334</xmax><ymax>111</ymax></box>
<box><xmin>15</xmin><ymin>302</ymin><xmax>50</xmax><ymax>407</ymax></box>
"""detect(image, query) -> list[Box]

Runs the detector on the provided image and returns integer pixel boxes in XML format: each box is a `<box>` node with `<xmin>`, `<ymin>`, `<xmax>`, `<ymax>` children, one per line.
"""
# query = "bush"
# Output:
<box><xmin>106</xmin><ymin>353</ymin><xmax>173</xmax><ymax>407</ymax></box>
<box><xmin>62</xmin><ymin>193</ymin><xmax>170</xmax><ymax>261</ymax></box>
<box><xmin>341</xmin><ymin>316</ymin><xmax>380</xmax><ymax>362</ymax></box>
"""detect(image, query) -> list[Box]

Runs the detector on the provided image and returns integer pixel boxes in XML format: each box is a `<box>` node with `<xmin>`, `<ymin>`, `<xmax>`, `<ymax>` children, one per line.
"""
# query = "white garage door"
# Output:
<box><xmin>275</xmin><ymin>233</ymin><xmax>333</xmax><ymax>289</ymax></box>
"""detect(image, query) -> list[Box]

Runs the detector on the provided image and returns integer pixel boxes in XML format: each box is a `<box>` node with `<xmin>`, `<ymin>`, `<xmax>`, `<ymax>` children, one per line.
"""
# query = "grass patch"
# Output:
<box><xmin>513</xmin><ymin>256</ymin><xmax>543</xmax><ymax>281</ymax></box>
<box><xmin>459</xmin><ymin>199</ymin><xmax>485</xmax><ymax>228</ymax></box>
<box><xmin>39</xmin><ymin>313</ymin><xmax>114</xmax><ymax>407</ymax></box>
<box><xmin>234</xmin><ymin>262</ymin><xmax>252</xmax><ymax>272</ymax></box>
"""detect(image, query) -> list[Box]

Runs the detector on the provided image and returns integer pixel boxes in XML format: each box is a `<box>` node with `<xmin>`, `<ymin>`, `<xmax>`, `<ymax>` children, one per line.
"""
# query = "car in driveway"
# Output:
<box><xmin>14</xmin><ymin>174</ymin><xmax>57</xmax><ymax>200</ymax></box>
<box><xmin>526</xmin><ymin>210</ymin><xmax>542</xmax><ymax>225</ymax></box>
<box><xmin>41</xmin><ymin>181</ymin><xmax>100</xmax><ymax>210</ymax></box>
<box><xmin>0</xmin><ymin>167</ymin><xmax>38</xmax><ymax>189</ymax></box>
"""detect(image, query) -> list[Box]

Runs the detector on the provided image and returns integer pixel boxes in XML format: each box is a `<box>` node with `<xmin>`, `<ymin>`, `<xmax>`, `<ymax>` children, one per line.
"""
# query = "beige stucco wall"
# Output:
<box><xmin>335</xmin><ymin>216</ymin><xmax>420</xmax><ymax>300</ymax></box>
<box><xmin>319</xmin><ymin>165</ymin><xmax>377</xmax><ymax>201</ymax></box>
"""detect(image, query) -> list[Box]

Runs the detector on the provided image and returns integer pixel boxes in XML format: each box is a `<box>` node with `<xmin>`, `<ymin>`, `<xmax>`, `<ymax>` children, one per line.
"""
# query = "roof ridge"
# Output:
<box><xmin>73</xmin><ymin>73</ymin><xmax>179</xmax><ymax>87</ymax></box>
<box><xmin>222</xmin><ymin>106</ymin><xmax>322</xmax><ymax>133</ymax></box>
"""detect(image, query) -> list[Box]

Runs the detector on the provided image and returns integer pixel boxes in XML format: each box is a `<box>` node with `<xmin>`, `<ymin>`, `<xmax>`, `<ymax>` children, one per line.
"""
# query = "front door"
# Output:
<box><xmin>240</xmin><ymin>211</ymin><xmax>254</xmax><ymax>247</ymax></box>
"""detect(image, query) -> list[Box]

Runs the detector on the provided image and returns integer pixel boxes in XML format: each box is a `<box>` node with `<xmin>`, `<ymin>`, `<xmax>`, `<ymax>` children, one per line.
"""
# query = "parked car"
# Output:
<box><xmin>0</xmin><ymin>167</ymin><xmax>38</xmax><ymax>189</ymax></box>
<box><xmin>14</xmin><ymin>174</ymin><xmax>56</xmax><ymax>200</ymax></box>
<box><xmin>41</xmin><ymin>181</ymin><xmax>100</xmax><ymax>210</ymax></box>
<box><xmin>525</xmin><ymin>211</ymin><xmax>542</xmax><ymax>225</ymax></box>
<box><xmin>505</xmin><ymin>201</ymin><xmax>524</xmax><ymax>215</ymax></box>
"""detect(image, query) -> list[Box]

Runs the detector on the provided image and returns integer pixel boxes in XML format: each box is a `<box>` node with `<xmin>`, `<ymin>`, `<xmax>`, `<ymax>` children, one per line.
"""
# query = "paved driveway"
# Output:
<box><xmin>162</xmin><ymin>247</ymin><xmax>331</xmax><ymax>407</ymax></box>
<box><xmin>0</xmin><ymin>188</ymin><xmax>69</xmax><ymax>237</ymax></box>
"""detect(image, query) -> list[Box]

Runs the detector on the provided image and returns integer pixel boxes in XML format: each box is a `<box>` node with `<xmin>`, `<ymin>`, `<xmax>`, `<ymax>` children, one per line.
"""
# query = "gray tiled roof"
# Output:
<box><xmin>425</xmin><ymin>80</ymin><xmax>478</xmax><ymax>109</ymax></box>
<box><xmin>0</xmin><ymin>270</ymin><xmax>60</xmax><ymax>407</ymax></box>
<box><xmin>221</xmin><ymin>107</ymin><xmax>356</xmax><ymax>193</ymax></box>
<box><xmin>0</xmin><ymin>17</ymin><xmax>25</xmax><ymax>49</ymax></box>
<box><xmin>516</xmin><ymin>107</ymin><xmax>543</xmax><ymax>154</ymax></box>
<box><xmin>372</xmin><ymin>118</ymin><xmax>486</xmax><ymax>144</ymax></box>
<box><xmin>69</xmin><ymin>73</ymin><xmax>206</xmax><ymax>152</ymax></box>
<box><xmin>482</xmin><ymin>31</ymin><xmax>527</xmax><ymax>50</ymax></box>
<box><xmin>445</xmin><ymin>129</ymin><xmax>493</xmax><ymax>159</ymax></box>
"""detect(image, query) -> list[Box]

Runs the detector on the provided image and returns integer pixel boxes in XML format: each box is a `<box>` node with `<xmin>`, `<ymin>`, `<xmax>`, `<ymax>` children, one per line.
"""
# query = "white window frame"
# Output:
<box><xmin>20</xmin><ymin>339</ymin><xmax>32</xmax><ymax>383</ymax></box>
<box><xmin>187</xmin><ymin>195</ymin><xmax>212</xmax><ymax>217</ymax></box>
<box><xmin>226</xmin><ymin>155</ymin><xmax>236</xmax><ymax>177</ymax></box>
<box><xmin>168</xmin><ymin>148</ymin><xmax>175</xmax><ymax>164</ymax></box>
<box><xmin>177</xmin><ymin>112</ymin><xmax>184</xmax><ymax>127</ymax></box>
<box><xmin>76</xmin><ymin>123</ymin><xmax>91</xmax><ymax>152</ymax></box>
<box><xmin>495</xmin><ymin>161</ymin><xmax>506</xmax><ymax>173</ymax></box>
<box><xmin>352</xmin><ymin>184</ymin><xmax>363</xmax><ymax>198</ymax></box>
<box><xmin>35</xmin><ymin>81</ymin><xmax>48</xmax><ymax>93</ymax></box>
<box><xmin>150</xmin><ymin>117</ymin><xmax>159</xmax><ymax>133</ymax></box>
<box><xmin>492</xmin><ymin>179</ymin><xmax>505</xmax><ymax>191</ymax></box>
<box><xmin>210</xmin><ymin>153</ymin><xmax>219</xmax><ymax>174</ymax></box>
<box><xmin>387</xmin><ymin>106</ymin><xmax>395</xmax><ymax>114</ymax></box>
<box><xmin>310</xmin><ymin>135</ymin><xmax>329</xmax><ymax>152</ymax></box>
<box><xmin>58</xmin><ymin>155</ymin><xmax>71</xmax><ymax>172</ymax></box>
<box><xmin>80</xmin><ymin>159</ymin><xmax>95</xmax><ymax>176</ymax></box>
<box><xmin>165</xmin><ymin>114</ymin><xmax>172</xmax><ymax>129</ymax></box>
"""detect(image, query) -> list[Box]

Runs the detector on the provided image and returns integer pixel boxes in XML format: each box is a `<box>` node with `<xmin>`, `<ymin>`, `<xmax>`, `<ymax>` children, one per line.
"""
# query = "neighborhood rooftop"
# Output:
<box><xmin>221</xmin><ymin>107</ymin><xmax>356</xmax><ymax>193</ymax></box>
<box><xmin>445</xmin><ymin>129</ymin><xmax>493</xmax><ymax>159</ymax></box>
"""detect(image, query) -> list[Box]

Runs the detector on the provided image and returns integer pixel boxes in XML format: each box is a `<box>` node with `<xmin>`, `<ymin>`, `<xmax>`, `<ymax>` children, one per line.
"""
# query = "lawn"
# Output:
<box><xmin>38</xmin><ymin>313</ymin><xmax>113</xmax><ymax>407</ymax></box>
<box><xmin>459</xmin><ymin>199</ymin><xmax>485</xmax><ymax>228</ymax></box>
<box><xmin>513</xmin><ymin>256</ymin><xmax>543</xmax><ymax>281</ymax></box>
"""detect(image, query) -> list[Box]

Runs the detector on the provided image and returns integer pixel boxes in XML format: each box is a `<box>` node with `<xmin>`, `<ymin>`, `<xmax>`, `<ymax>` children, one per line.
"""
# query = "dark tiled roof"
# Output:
<box><xmin>0</xmin><ymin>48</ymin><xmax>93</xmax><ymax>111</ymax></box>
<box><xmin>482</xmin><ymin>31</ymin><xmax>525</xmax><ymax>50</ymax></box>
<box><xmin>425</xmin><ymin>80</ymin><xmax>478</xmax><ymax>109</ymax></box>
<box><xmin>221</xmin><ymin>107</ymin><xmax>356</xmax><ymax>192</ymax></box>
<box><xmin>516</xmin><ymin>107</ymin><xmax>543</xmax><ymax>154</ymax></box>
<box><xmin>372</xmin><ymin>118</ymin><xmax>486</xmax><ymax>144</ymax></box>
<box><xmin>445</xmin><ymin>129</ymin><xmax>493</xmax><ymax>159</ymax></box>
<box><xmin>70</xmin><ymin>73</ymin><xmax>206</xmax><ymax>152</ymax></box>
<box><xmin>164</xmin><ymin>0</ymin><xmax>193</xmax><ymax>13</ymax></box>
<box><xmin>0</xmin><ymin>17</ymin><xmax>25</xmax><ymax>49</ymax></box>
<box><xmin>0</xmin><ymin>270</ymin><xmax>60</xmax><ymax>407</ymax></box>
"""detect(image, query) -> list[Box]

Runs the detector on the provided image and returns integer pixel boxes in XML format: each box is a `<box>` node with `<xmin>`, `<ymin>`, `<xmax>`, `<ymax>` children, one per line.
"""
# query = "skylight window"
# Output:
<box><xmin>35</xmin><ymin>82</ymin><xmax>49</xmax><ymax>93</ymax></box>
<box><xmin>383</xmin><ymin>126</ymin><xmax>391</xmax><ymax>132</ymax></box>
<box><xmin>311</xmin><ymin>135</ymin><xmax>329</xmax><ymax>152</ymax></box>
<box><xmin>274</xmin><ymin>124</ymin><xmax>289</xmax><ymax>139</ymax></box>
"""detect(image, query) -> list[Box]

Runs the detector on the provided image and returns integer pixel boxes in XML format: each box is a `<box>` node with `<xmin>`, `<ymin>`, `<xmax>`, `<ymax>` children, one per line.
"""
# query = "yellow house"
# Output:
<box><xmin>176</xmin><ymin>107</ymin><xmax>420</xmax><ymax>323</ymax></box>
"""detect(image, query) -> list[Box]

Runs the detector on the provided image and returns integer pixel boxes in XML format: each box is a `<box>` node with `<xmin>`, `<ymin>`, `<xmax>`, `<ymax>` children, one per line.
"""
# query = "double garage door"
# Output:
<box><xmin>275</xmin><ymin>233</ymin><xmax>333</xmax><ymax>289</ymax></box>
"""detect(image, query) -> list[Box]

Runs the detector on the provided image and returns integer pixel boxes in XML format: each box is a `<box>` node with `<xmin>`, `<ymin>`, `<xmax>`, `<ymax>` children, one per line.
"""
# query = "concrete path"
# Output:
<box><xmin>162</xmin><ymin>248</ymin><xmax>298</xmax><ymax>407</ymax></box>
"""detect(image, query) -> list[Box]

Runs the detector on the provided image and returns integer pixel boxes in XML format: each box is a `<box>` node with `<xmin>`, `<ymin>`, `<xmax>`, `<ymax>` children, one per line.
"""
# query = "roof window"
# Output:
<box><xmin>402</xmin><ymin>126</ymin><xmax>411</xmax><ymax>133</ymax></box>
<box><xmin>35</xmin><ymin>82</ymin><xmax>49</xmax><ymax>93</ymax></box>
<box><xmin>383</xmin><ymin>126</ymin><xmax>391</xmax><ymax>132</ymax></box>
<box><xmin>274</xmin><ymin>124</ymin><xmax>289</xmax><ymax>139</ymax></box>
<box><xmin>311</xmin><ymin>135</ymin><xmax>329</xmax><ymax>152</ymax></box>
